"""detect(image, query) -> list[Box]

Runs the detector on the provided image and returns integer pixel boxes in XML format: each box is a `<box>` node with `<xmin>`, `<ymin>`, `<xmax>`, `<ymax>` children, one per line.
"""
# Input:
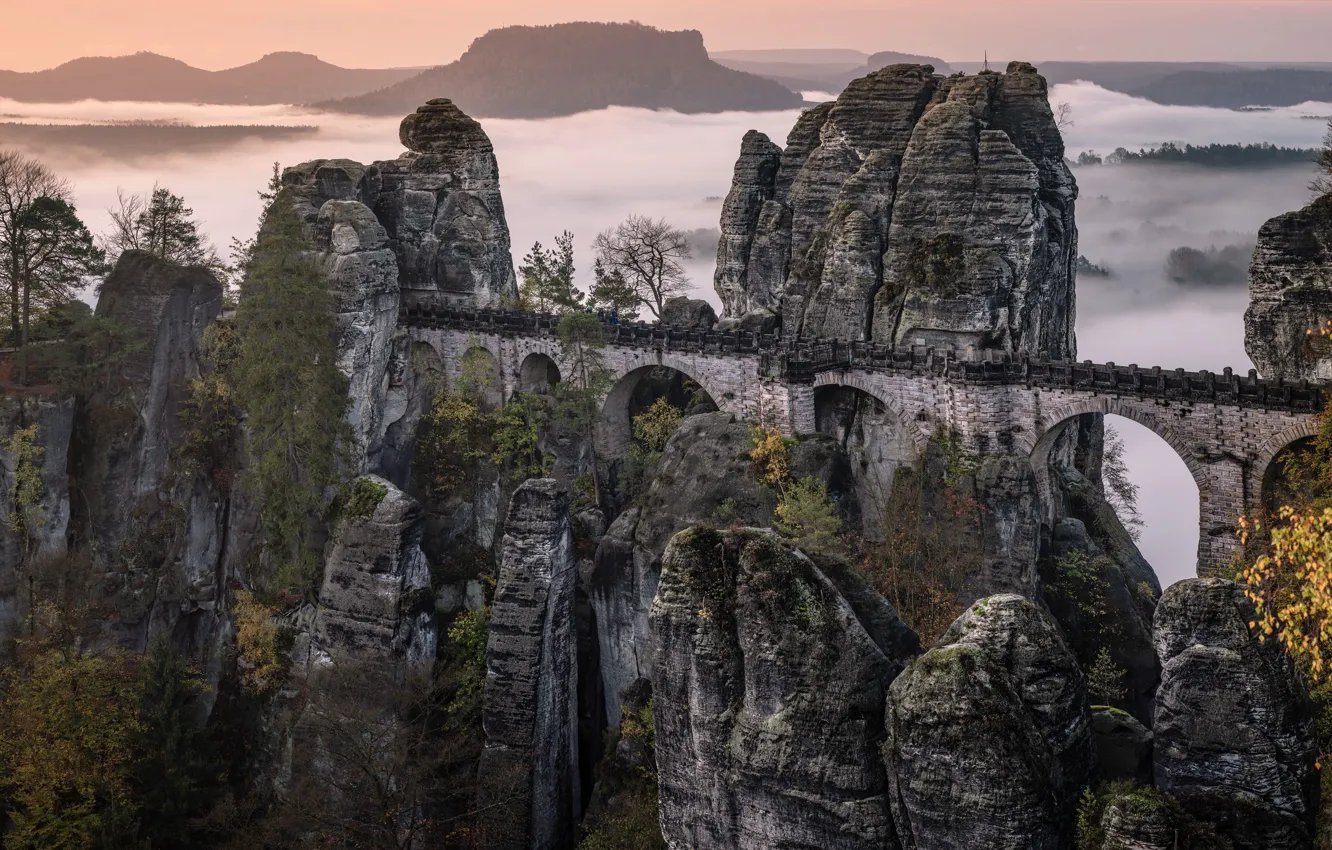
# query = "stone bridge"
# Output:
<box><xmin>401</xmin><ymin>303</ymin><xmax>1326</xmax><ymax>575</ymax></box>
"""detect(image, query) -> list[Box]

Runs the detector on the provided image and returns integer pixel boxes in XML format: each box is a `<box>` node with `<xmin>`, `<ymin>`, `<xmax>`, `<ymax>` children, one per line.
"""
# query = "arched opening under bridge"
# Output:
<box><xmin>812</xmin><ymin>383</ymin><xmax>920</xmax><ymax>541</ymax></box>
<box><xmin>1031</xmin><ymin>409</ymin><xmax>1198</xmax><ymax>587</ymax></box>
<box><xmin>518</xmin><ymin>352</ymin><xmax>561</xmax><ymax>395</ymax></box>
<box><xmin>596</xmin><ymin>364</ymin><xmax>718</xmax><ymax>465</ymax></box>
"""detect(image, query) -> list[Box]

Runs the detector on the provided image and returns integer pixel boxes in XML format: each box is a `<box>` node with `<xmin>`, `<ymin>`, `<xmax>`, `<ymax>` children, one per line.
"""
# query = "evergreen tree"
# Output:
<box><xmin>0</xmin><ymin>151</ymin><xmax>102</xmax><ymax>383</ymax></box>
<box><xmin>556</xmin><ymin>312</ymin><xmax>615</xmax><ymax>507</ymax></box>
<box><xmin>103</xmin><ymin>185</ymin><xmax>220</xmax><ymax>270</ymax></box>
<box><xmin>588</xmin><ymin>258</ymin><xmax>640</xmax><ymax>321</ymax></box>
<box><xmin>517</xmin><ymin>231</ymin><xmax>582</xmax><ymax>312</ymax></box>
<box><xmin>133</xmin><ymin>636</ymin><xmax>223</xmax><ymax>848</ymax></box>
<box><xmin>231</xmin><ymin>184</ymin><xmax>349</xmax><ymax>593</ymax></box>
<box><xmin>1315</xmin><ymin>116</ymin><xmax>1332</xmax><ymax>197</ymax></box>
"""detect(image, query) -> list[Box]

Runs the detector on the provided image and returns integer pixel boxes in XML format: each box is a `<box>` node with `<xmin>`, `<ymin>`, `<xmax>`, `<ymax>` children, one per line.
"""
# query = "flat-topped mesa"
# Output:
<box><xmin>714</xmin><ymin>61</ymin><xmax>1077</xmax><ymax>360</ymax></box>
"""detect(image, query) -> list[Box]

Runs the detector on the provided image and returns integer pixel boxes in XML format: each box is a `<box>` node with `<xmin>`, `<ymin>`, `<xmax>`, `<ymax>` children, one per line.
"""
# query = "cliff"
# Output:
<box><xmin>714</xmin><ymin>62</ymin><xmax>1077</xmax><ymax>358</ymax></box>
<box><xmin>1245</xmin><ymin>193</ymin><xmax>1332</xmax><ymax>380</ymax></box>
<box><xmin>319</xmin><ymin>22</ymin><xmax>803</xmax><ymax>118</ymax></box>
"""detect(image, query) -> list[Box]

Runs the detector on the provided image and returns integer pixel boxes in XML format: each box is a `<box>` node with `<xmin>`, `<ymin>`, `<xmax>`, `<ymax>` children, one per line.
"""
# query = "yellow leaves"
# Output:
<box><xmin>632</xmin><ymin>398</ymin><xmax>684</xmax><ymax>453</ymax></box>
<box><xmin>0</xmin><ymin>648</ymin><xmax>143</xmax><ymax>849</ymax></box>
<box><xmin>748</xmin><ymin>426</ymin><xmax>794</xmax><ymax>490</ymax></box>
<box><xmin>233</xmin><ymin>590</ymin><xmax>286</xmax><ymax>696</ymax></box>
<box><xmin>1240</xmin><ymin>506</ymin><xmax>1332</xmax><ymax>681</ymax></box>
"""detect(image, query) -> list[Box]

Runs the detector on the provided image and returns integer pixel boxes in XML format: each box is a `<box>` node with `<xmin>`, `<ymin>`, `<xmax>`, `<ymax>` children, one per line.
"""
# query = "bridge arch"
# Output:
<box><xmin>594</xmin><ymin>360</ymin><xmax>721</xmax><ymax>463</ymax></box>
<box><xmin>1252</xmin><ymin>420</ymin><xmax>1323</xmax><ymax>500</ymax></box>
<box><xmin>810</xmin><ymin>372</ymin><xmax>932</xmax><ymax>450</ymax></box>
<box><xmin>518</xmin><ymin>352</ymin><xmax>561</xmax><ymax>395</ymax></box>
<box><xmin>1026</xmin><ymin>397</ymin><xmax>1206</xmax><ymax>485</ymax></box>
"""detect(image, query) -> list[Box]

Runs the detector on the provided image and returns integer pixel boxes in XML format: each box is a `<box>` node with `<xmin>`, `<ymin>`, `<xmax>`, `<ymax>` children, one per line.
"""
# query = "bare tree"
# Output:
<box><xmin>101</xmin><ymin>184</ymin><xmax>224</xmax><ymax>273</ymax></box>
<box><xmin>1055</xmin><ymin>102</ymin><xmax>1074</xmax><ymax>133</ymax></box>
<box><xmin>1314</xmin><ymin>116</ymin><xmax>1332</xmax><ymax>197</ymax></box>
<box><xmin>0</xmin><ymin>150</ymin><xmax>101</xmax><ymax>383</ymax></box>
<box><xmin>592</xmin><ymin>215</ymin><xmax>692</xmax><ymax>320</ymax></box>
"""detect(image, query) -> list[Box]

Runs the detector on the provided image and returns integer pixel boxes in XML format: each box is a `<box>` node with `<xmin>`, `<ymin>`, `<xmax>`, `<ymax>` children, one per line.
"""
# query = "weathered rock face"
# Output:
<box><xmin>1091</xmin><ymin>707</ymin><xmax>1154</xmax><ymax>785</ymax></box>
<box><xmin>311</xmin><ymin>199</ymin><xmax>401</xmax><ymax>469</ymax></box>
<box><xmin>885</xmin><ymin>595</ymin><xmax>1092</xmax><ymax>850</ymax></box>
<box><xmin>308</xmin><ymin>476</ymin><xmax>436</xmax><ymax>671</ymax></box>
<box><xmin>0</xmin><ymin>396</ymin><xmax>75</xmax><ymax>649</ymax></box>
<box><xmin>477</xmin><ymin>479</ymin><xmax>580</xmax><ymax>850</ymax></box>
<box><xmin>1097</xmin><ymin>790</ymin><xmax>1176</xmax><ymax>850</ymax></box>
<box><xmin>1245</xmin><ymin>193</ymin><xmax>1332</xmax><ymax>380</ymax></box>
<box><xmin>64</xmin><ymin>251</ymin><xmax>226</xmax><ymax>649</ymax></box>
<box><xmin>651</xmin><ymin>526</ymin><xmax>918</xmax><ymax>850</ymax></box>
<box><xmin>715</xmin><ymin>63</ymin><xmax>1076</xmax><ymax>356</ymax></box>
<box><xmin>283</xmin><ymin>98</ymin><xmax>517</xmax><ymax>313</ymax></box>
<box><xmin>1152</xmin><ymin>578</ymin><xmax>1318</xmax><ymax>850</ymax></box>
<box><xmin>590</xmin><ymin>412</ymin><xmax>860</xmax><ymax>724</ymax></box>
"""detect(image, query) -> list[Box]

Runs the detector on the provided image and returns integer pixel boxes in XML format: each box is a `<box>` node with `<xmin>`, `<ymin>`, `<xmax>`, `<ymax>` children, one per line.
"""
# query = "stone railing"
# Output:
<box><xmin>399</xmin><ymin>304</ymin><xmax>1326</xmax><ymax>413</ymax></box>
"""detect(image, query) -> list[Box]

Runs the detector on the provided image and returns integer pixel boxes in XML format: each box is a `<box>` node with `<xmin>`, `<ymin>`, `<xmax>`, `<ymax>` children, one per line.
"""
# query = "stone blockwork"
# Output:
<box><xmin>403</xmin><ymin>306</ymin><xmax>1324</xmax><ymax>576</ymax></box>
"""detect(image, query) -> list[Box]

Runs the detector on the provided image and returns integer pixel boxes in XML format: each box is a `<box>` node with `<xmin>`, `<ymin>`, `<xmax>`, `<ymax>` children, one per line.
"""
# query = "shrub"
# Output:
<box><xmin>774</xmin><ymin>477</ymin><xmax>842</xmax><ymax>554</ymax></box>
<box><xmin>233</xmin><ymin>591</ymin><xmax>285</xmax><ymax>696</ymax></box>
<box><xmin>342</xmin><ymin>478</ymin><xmax>388</xmax><ymax>521</ymax></box>
<box><xmin>632</xmin><ymin>398</ymin><xmax>683</xmax><ymax>452</ymax></box>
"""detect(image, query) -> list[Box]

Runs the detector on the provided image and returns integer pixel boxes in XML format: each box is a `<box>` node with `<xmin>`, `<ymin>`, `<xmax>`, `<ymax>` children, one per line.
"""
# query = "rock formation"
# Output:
<box><xmin>307</xmin><ymin>476</ymin><xmax>436</xmax><ymax>671</ymax></box>
<box><xmin>1245</xmin><ymin>192</ymin><xmax>1332</xmax><ymax>380</ymax></box>
<box><xmin>885</xmin><ymin>595</ymin><xmax>1092</xmax><ymax>850</ymax></box>
<box><xmin>1091</xmin><ymin>707</ymin><xmax>1153</xmax><ymax>784</ymax></box>
<box><xmin>283</xmin><ymin>99</ymin><xmax>517</xmax><ymax>312</ymax></box>
<box><xmin>477</xmin><ymin>479</ymin><xmax>581</xmax><ymax>849</ymax></box>
<box><xmin>658</xmin><ymin>295</ymin><xmax>718</xmax><ymax>329</ymax></box>
<box><xmin>63</xmin><ymin>251</ymin><xmax>226</xmax><ymax>648</ymax></box>
<box><xmin>714</xmin><ymin>62</ymin><xmax>1076</xmax><ymax>356</ymax></box>
<box><xmin>651</xmin><ymin>526</ymin><xmax>918</xmax><ymax>849</ymax></box>
<box><xmin>589</xmin><ymin>411</ymin><xmax>858</xmax><ymax>724</ymax></box>
<box><xmin>1152</xmin><ymin>578</ymin><xmax>1318</xmax><ymax>850</ymax></box>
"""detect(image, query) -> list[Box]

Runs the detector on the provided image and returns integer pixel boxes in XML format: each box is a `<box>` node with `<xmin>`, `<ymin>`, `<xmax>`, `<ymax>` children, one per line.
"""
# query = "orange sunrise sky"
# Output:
<box><xmin>4</xmin><ymin>0</ymin><xmax>1332</xmax><ymax>71</ymax></box>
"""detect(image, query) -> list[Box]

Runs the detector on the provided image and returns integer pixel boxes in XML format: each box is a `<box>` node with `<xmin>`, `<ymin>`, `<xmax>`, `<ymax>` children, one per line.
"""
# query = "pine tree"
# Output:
<box><xmin>517</xmin><ymin>231</ymin><xmax>582</xmax><ymax>312</ymax></box>
<box><xmin>133</xmin><ymin>636</ymin><xmax>223</xmax><ymax>848</ymax></box>
<box><xmin>231</xmin><ymin>185</ymin><xmax>349</xmax><ymax>593</ymax></box>
<box><xmin>1315</xmin><ymin>116</ymin><xmax>1332</xmax><ymax>197</ymax></box>
<box><xmin>103</xmin><ymin>185</ymin><xmax>220</xmax><ymax>270</ymax></box>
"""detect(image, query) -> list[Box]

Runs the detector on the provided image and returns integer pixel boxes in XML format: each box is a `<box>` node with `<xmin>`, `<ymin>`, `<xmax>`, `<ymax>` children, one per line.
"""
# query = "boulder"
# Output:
<box><xmin>477</xmin><ymin>479</ymin><xmax>581</xmax><ymax>849</ymax></box>
<box><xmin>659</xmin><ymin>295</ymin><xmax>718</xmax><ymax>330</ymax></box>
<box><xmin>651</xmin><ymin>526</ymin><xmax>917</xmax><ymax>849</ymax></box>
<box><xmin>1245</xmin><ymin>193</ymin><xmax>1332</xmax><ymax>380</ymax></box>
<box><xmin>1091</xmin><ymin>707</ymin><xmax>1153</xmax><ymax>785</ymax></box>
<box><xmin>1153</xmin><ymin>578</ymin><xmax>1317</xmax><ymax>850</ymax></box>
<box><xmin>885</xmin><ymin>595</ymin><xmax>1092</xmax><ymax>850</ymax></box>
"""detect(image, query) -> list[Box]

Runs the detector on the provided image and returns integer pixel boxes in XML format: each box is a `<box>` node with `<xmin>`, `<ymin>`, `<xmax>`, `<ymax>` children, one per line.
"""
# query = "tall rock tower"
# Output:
<box><xmin>714</xmin><ymin>63</ymin><xmax>1078</xmax><ymax>359</ymax></box>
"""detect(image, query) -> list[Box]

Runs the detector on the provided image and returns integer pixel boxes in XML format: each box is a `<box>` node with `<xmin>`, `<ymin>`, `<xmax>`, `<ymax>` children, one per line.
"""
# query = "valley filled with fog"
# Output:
<box><xmin>6</xmin><ymin>80</ymin><xmax>1328</xmax><ymax>586</ymax></box>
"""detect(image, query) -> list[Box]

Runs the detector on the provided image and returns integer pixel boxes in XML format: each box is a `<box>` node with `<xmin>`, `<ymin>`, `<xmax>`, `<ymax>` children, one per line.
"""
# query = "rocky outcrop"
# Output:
<box><xmin>477</xmin><ymin>479</ymin><xmax>580</xmax><ymax>849</ymax></box>
<box><xmin>65</xmin><ymin>251</ymin><xmax>226</xmax><ymax>649</ymax></box>
<box><xmin>589</xmin><ymin>412</ymin><xmax>859</xmax><ymax>724</ymax></box>
<box><xmin>885</xmin><ymin>595</ymin><xmax>1092</xmax><ymax>850</ymax></box>
<box><xmin>658</xmin><ymin>295</ymin><xmax>718</xmax><ymax>329</ymax></box>
<box><xmin>1152</xmin><ymin>578</ymin><xmax>1318</xmax><ymax>850</ymax></box>
<box><xmin>1245</xmin><ymin>193</ymin><xmax>1332</xmax><ymax>380</ymax></box>
<box><xmin>715</xmin><ymin>62</ymin><xmax>1076</xmax><ymax>356</ymax></box>
<box><xmin>0</xmin><ymin>396</ymin><xmax>75</xmax><ymax>649</ymax></box>
<box><xmin>308</xmin><ymin>476</ymin><xmax>436</xmax><ymax>671</ymax></box>
<box><xmin>1092</xmin><ymin>707</ymin><xmax>1153</xmax><ymax>784</ymax></box>
<box><xmin>651</xmin><ymin>526</ymin><xmax>918</xmax><ymax>850</ymax></box>
<box><xmin>283</xmin><ymin>99</ymin><xmax>517</xmax><ymax>312</ymax></box>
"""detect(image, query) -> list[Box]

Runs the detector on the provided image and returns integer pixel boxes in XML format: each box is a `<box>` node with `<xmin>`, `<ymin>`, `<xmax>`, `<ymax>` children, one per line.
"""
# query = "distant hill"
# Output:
<box><xmin>0</xmin><ymin>122</ymin><xmax>317</xmax><ymax>159</ymax></box>
<box><xmin>0</xmin><ymin>52</ymin><xmax>420</xmax><ymax>104</ymax></box>
<box><xmin>320</xmin><ymin>22</ymin><xmax>804</xmax><ymax>117</ymax></box>
<box><xmin>709</xmin><ymin>49</ymin><xmax>870</xmax><ymax>65</ymax></box>
<box><xmin>714</xmin><ymin>48</ymin><xmax>953</xmax><ymax>94</ymax></box>
<box><xmin>1131</xmin><ymin>69</ymin><xmax>1332</xmax><ymax>108</ymax></box>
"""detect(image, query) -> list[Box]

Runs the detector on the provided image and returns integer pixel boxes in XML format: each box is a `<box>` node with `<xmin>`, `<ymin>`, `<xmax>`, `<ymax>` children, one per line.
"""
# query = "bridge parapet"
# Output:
<box><xmin>400</xmin><ymin>305</ymin><xmax>1327</xmax><ymax>414</ymax></box>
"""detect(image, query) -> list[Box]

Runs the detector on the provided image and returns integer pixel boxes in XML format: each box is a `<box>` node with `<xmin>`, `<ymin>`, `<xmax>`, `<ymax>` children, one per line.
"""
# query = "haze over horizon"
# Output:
<box><xmin>6</xmin><ymin>0</ymin><xmax>1332</xmax><ymax>72</ymax></box>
